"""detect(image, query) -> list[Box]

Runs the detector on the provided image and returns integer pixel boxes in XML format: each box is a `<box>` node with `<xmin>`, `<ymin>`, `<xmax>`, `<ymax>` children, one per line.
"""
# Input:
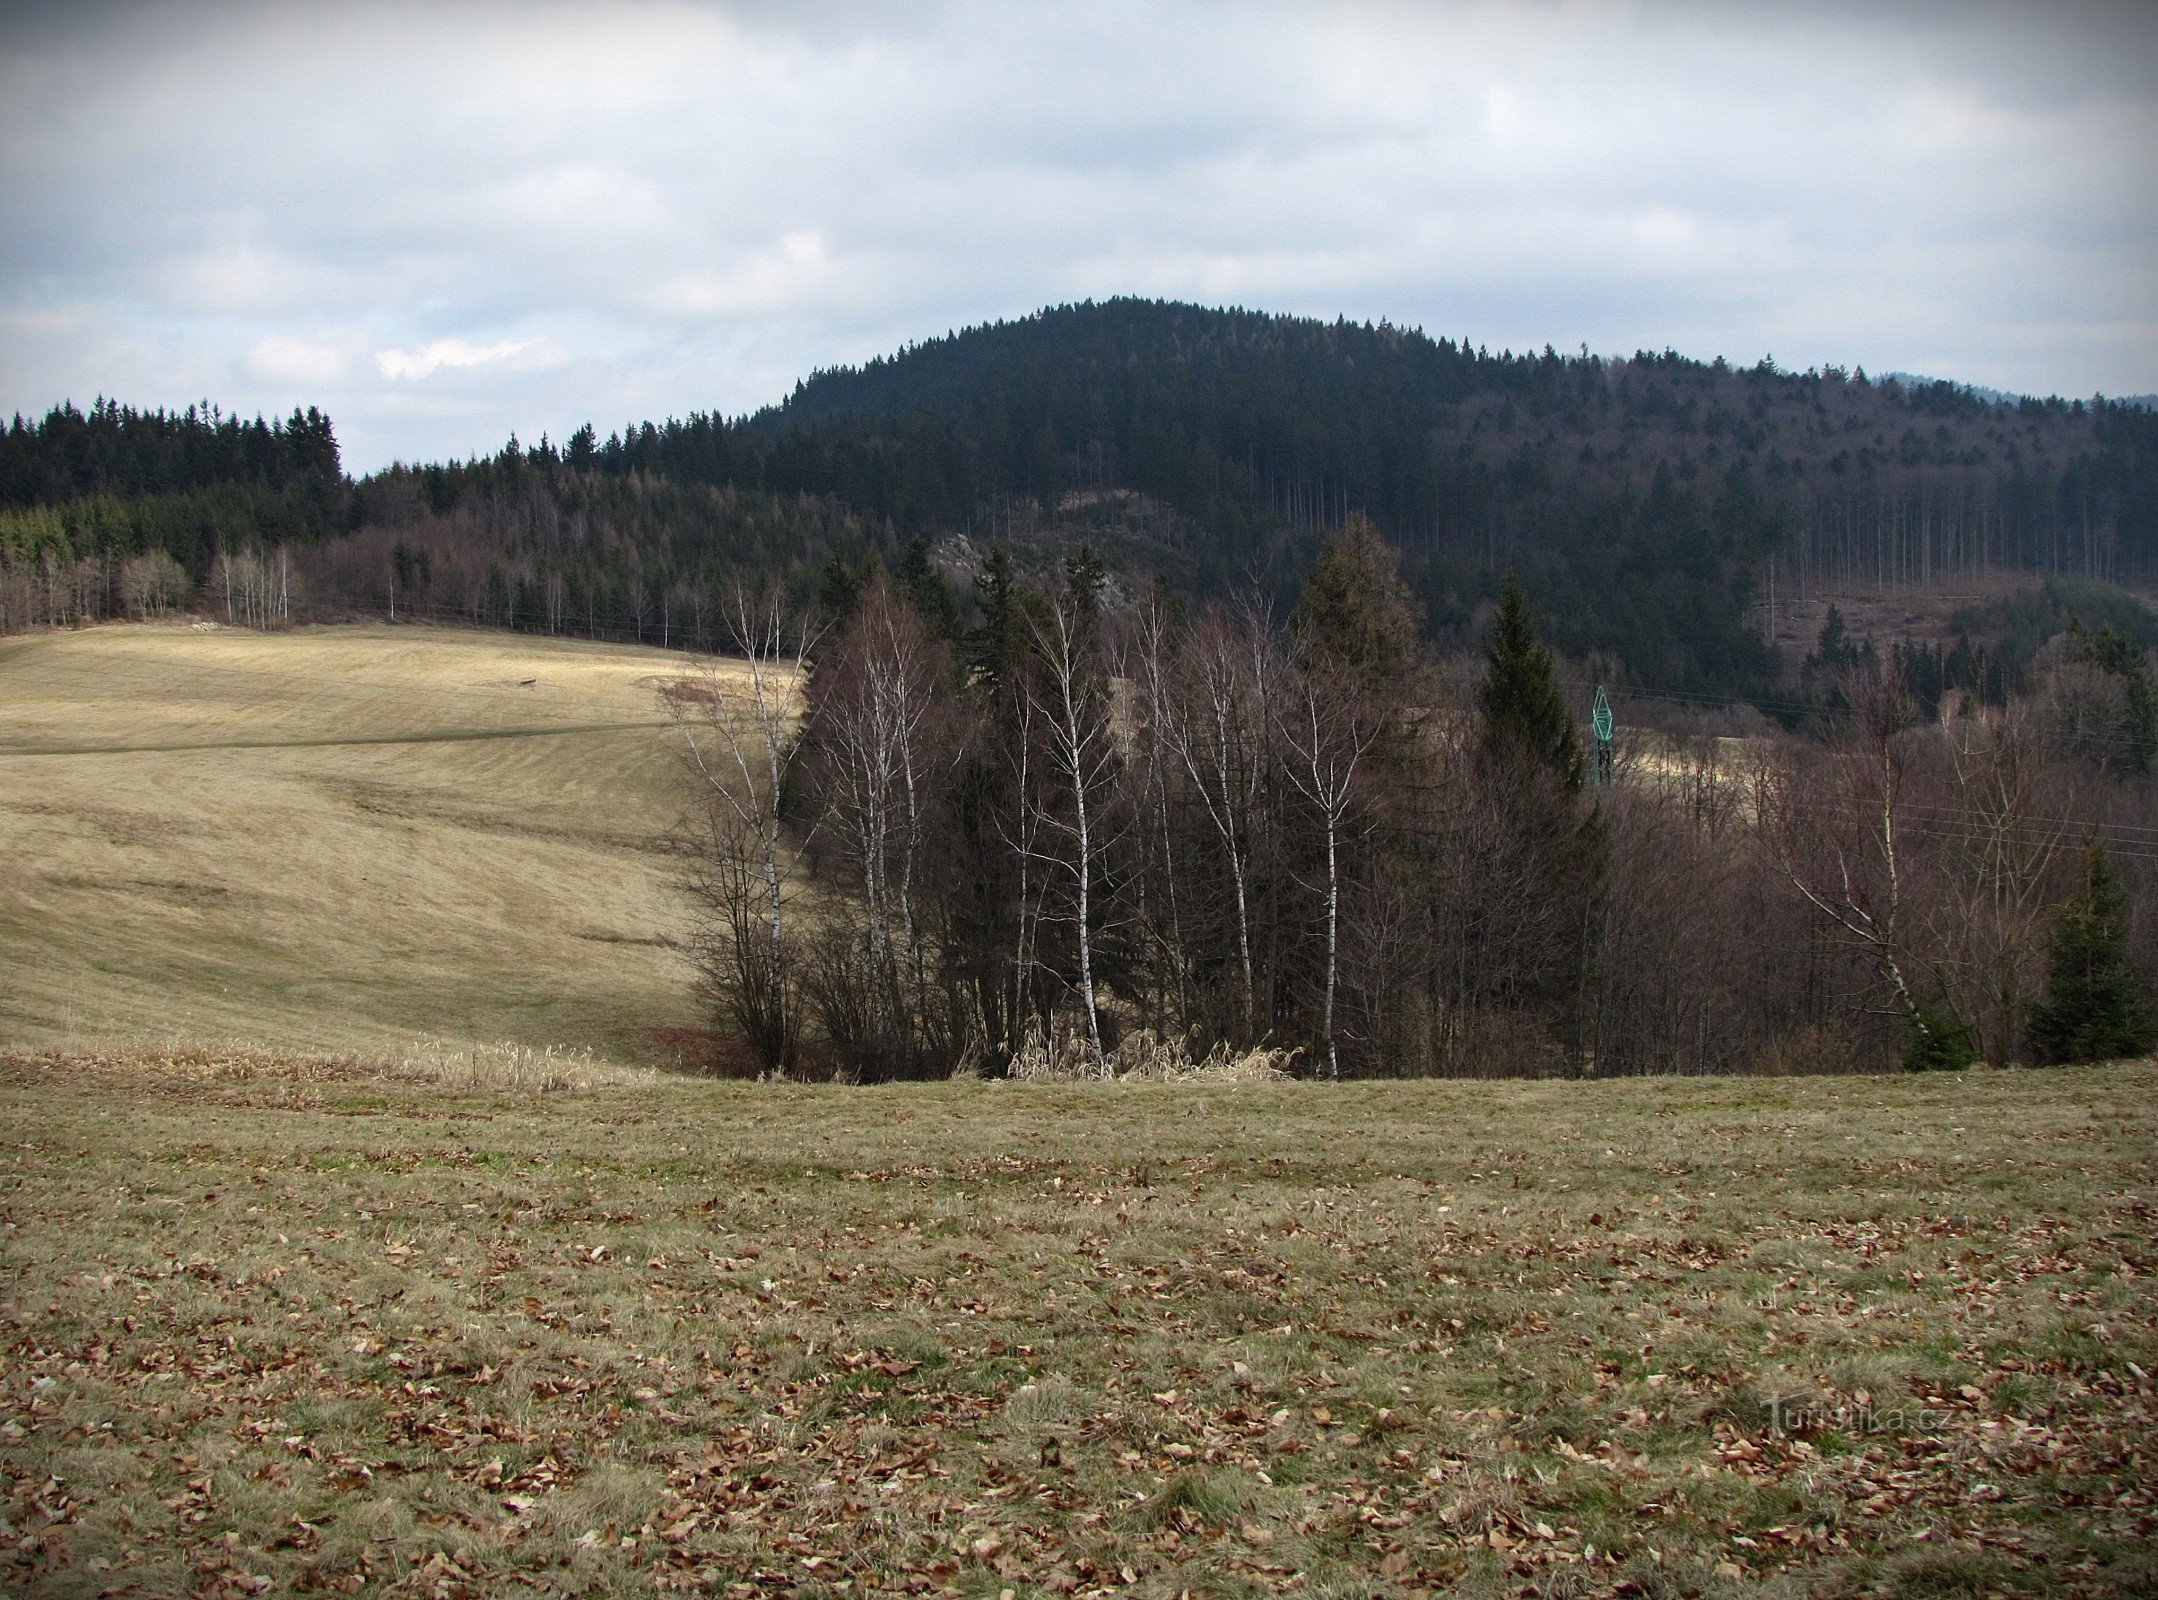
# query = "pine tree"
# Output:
<box><xmin>2026</xmin><ymin>841</ymin><xmax>2158</xmax><ymax>1064</ymax></box>
<box><xmin>1478</xmin><ymin>571</ymin><xmax>1585</xmax><ymax>795</ymax></box>
<box><xmin>1063</xmin><ymin>542</ymin><xmax>1107</xmax><ymax>635</ymax></box>
<box><xmin>816</xmin><ymin>551</ymin><xmax>866</xmax><ymax>623</ymax></box>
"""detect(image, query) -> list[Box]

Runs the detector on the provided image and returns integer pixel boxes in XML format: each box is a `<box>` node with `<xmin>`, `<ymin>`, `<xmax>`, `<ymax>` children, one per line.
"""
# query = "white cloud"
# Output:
<box><xmin>648</xmin><ymin>232</ymin><xmax>835</xmax><ymax>318</ymax></box>
<box><xmin>0</xmin><ymin>0</ymin><xmax>2150</xmax><ymax>469</ymax></box>
<box><xmin>374</xmin><ymin>337</ymin><xmax>559</xmax><ymax>382</ymax></box>
<box><xmin>248</xmin><ymin>334</ymin><xmax>348</xmax><ymax>384</ymax></box>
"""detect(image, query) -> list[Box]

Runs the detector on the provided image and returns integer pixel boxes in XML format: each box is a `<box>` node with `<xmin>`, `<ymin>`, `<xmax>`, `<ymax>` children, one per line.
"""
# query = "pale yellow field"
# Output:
<box><xmin>0</xmin><ymin>621</ymin><xmax>727</xmax><ymax>1062</ymax></box>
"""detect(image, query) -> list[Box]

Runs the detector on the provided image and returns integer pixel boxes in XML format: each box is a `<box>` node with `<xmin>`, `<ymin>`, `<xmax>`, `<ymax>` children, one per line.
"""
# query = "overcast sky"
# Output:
<box><xmin>2</xmin><ymin>1</ymin><xmax>2153</xmax><ymax>474</ymax></box>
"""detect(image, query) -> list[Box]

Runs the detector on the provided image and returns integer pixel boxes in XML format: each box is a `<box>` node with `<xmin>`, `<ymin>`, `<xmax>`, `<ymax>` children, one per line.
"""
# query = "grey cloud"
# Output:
<box><xmin>2</xmin><ymin>0</ymin><xmax>2153</xmax><ymax>472</ymax></box>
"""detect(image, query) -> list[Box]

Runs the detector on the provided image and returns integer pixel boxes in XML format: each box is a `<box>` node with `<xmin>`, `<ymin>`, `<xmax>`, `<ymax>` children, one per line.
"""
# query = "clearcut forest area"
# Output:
<box><xmin>2</xmin><ymin>1054</ymin><xmax>2153</xmax><ymax>1597</ymax></box>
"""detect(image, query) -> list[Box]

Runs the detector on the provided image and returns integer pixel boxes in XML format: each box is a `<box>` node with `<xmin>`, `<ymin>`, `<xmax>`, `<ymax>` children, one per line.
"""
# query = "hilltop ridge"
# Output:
<box><xmin>7</xmin><ymin>299</ymin><xmax>2157</xmax><ymax>700</ymax></box>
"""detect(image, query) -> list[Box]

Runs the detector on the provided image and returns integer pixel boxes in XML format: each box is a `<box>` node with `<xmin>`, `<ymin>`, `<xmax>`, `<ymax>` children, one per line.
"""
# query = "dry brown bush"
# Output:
<box><xmin>1744</xmin><ymin>1020</ymin><xmax>1881</xmax><ymax>1077</ymax></box>
<box><xmin>1004</xmin><ymin>1021</ymin><xmax>1296</xmax><ymax>1082</ymax></box>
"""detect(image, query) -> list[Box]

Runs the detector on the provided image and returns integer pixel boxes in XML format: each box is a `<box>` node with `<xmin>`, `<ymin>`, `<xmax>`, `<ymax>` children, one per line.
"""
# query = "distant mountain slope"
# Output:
<box><xmin>570</xmin><ymin>299</ymin><xmax>2157</xmax><ymax>689</ymax></box>
<box><xmin>1878</xmin><ymin>372</ymin><xmax>2026</xmax><ymax>405</ymax></box>
<box><xmin>723</xmin><ymin>303</ymin><xmax>2154</xmax><ymax>582</ymax></box>
<box><xmin>6</xmin><ymin>300</ymin><xmax>2156</xmax><ymax>702</ymax></box>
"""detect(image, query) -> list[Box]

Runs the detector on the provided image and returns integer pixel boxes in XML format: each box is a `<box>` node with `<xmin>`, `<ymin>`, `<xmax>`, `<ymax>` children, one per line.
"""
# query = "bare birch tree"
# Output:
<box><xmin>800</xmin><ymin>583</ymin><xmax>959</xmax><ymax>1068</ymax></box>
<box><xmin>1759</xmin><ymin>663</ymin><xmax>1951</xmax><ymax>1061</ymax></box>
<box><xmin>1017</xmin><ymin>580</ymin><xmax>1123</xmax><ymax>1075</ymax></box>
<box><xmin>671</xmin><ymin>588</ymin><xmax>820</xmax><ymax>1072</ymax></box>
<box><xmin>1164</xmin><ymin>600</ymin><xmax>1279</xmax><ymax>1040</ymax></box>
<box><xmin>1123</xmin><ymin>593</ymin><xmax>1192</xmax><ymax>1032</ymax></box>
<box><xmin>1278</xmin><ymin>661</ymin><xmax>1376</xmax><ymax>1079</ymax></box>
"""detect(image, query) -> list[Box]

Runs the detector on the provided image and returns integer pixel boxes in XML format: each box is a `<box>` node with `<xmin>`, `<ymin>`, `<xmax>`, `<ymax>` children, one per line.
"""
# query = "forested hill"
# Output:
<box><xmin>6</xmin><ymin>300</ymin><xmax>2156</xmax><ymax>700</ymax></box>
<box><xmin>0</xmin><ymin>398</ymin><xmax>341</xmax><ymax>507</ymax></box>
<box><xmin>0</xmin><ymin>400</ymin><xmax>347</xmax><ymax>579</ymax></box>
<box><xmin>716</xmin><ymin>299</ymin><xmax>2158</xmax><ymax>592</ymax></box>
<box><xmin>564</xmin><ymin>299</ymin><xmax>2158</xmax><ymax>691</ymax></box>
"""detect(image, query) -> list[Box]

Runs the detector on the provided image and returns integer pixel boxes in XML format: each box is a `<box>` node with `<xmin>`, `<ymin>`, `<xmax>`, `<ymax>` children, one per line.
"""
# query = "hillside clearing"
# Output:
<box><xmin>0</xmin><ymin>622</ymin><xmax>721</xmax><ymax>1063</ymax></box>
<box><xmin>3</xmin><ymin>1053</ymin><xmax>2153</xmax><ymax>1597</ymax></box>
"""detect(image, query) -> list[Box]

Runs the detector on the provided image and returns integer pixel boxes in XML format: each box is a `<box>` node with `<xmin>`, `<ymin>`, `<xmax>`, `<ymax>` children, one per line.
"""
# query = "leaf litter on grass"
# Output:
<box><xmin>2</xmin><ymin>1051</ymin><xmax>2154</xmax><ymax>1597</ymax></box>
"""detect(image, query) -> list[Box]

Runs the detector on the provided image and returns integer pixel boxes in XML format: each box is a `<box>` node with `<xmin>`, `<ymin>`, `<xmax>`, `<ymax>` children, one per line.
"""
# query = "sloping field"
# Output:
<box><xmin>0</xmin><ymin>622</ymin><xmax>714</xmax><ymax>1062</ymax></box>
<box><xmin>1</xmin><ymin>1053</ymin><xmax>2153</xmax><ymax>1596</ymax></box>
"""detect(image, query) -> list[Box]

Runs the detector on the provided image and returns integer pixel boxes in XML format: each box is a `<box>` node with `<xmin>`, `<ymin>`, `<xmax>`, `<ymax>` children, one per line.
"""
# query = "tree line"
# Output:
<box><xmin>6</xmin><ymin>300</ymin><xmax>2156</xmax><ymax>710</ymax></box>
<box><xmin>674</xmin><ymin>521</ymin><xmax>2158</xmax><ymax>1083</ymax></box>
<box><xmin>0</xmin><ymin>398</ymin><xmax>341</xmax><ymax>510</ymax></box>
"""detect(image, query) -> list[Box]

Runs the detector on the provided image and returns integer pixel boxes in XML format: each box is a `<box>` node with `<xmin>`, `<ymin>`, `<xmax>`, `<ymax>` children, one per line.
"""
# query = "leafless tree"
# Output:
<box><xmin>1277</xmin><ymin>660</ymin><xmax>1376</xmax><ymax>1079</ymax></box>
<box><xmin>988</xmin><ymin>657</ymin><xmax>1059</xmax><ymax>1059</ymax></box>
<box><xmin>1016</xmin><ymin>582</ymin><xmax>1124</xmax><ymax>1075</ymax></box>
<box><xmin>215</xmin><ymin>547</ymin><xmax>274</xmax><ymax>628</ymax></box>
<box><xmin>36</xmin><ymin>550</ymin><xmax>64</xmax><ymax>626</ymax></box>
<box><xmin>671</xmin><ymin>589</ymin><xmax>821</xmax><ymax>1072</ymax></box>
<box><xmin>118</xmin><ymin>550</ymin><xmax>190</xmax><ymax>618</ymax></box>
<box><xmin>0</xmin><ymin>557</ymin><xmax>31</xmax><ymax>633</ymax></box>
<box><xmin>1758</xmin><ymin>662</ymin><xmax>1948</xmax><ymax>1056</ymax></box>
<box><xmin>1122</xmin><ymin>595</ymin><xmax>1192</xmax><ymax>1032</ymax></box>
<box><xmin>799</xmin><ymin>582</ymin><xmax>963</xmax><ymax>1070</ymax></box>
<box><xmin>1930</xmin><ymin>696</ymin><xmax>2074</xmax><ymax>1062</ymax></box>
<box><xmin>67</xmin><ymin>556</ymin><xmax>104</xmax><ymax>622</ymax></box>
<box><xmin>1164</xmin><ymin>600</ymin><xmax>1280</xmax><ymax>1041</ymax></box>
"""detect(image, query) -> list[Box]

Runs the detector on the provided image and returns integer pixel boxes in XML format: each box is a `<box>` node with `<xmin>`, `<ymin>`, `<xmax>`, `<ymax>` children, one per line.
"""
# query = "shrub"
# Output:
<box><xmin>1903</xmin><ymin>1006</ymin><xmax>1978</xmax><ymax>1072</ymax></box>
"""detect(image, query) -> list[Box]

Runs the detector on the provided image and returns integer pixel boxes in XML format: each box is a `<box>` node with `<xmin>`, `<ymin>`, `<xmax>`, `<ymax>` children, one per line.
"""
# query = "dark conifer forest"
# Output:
<box><xmin>6</xmin><ymin>298</ymin><xmax>2157</xmax><ymax>706</ymax></box>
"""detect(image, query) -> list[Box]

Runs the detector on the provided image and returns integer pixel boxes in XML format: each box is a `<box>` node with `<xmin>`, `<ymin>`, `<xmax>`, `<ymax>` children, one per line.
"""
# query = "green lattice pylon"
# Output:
<box><xmin>1591</xmin><ymin>685</ymin><xmax>1614</xmax><ymax>788</ymax></box>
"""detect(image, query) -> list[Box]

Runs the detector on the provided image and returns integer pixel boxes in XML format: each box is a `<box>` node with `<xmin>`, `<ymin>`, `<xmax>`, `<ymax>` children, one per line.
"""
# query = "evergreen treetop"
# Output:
<box><xmin>895</xmin><ymin>536</ymin><xmax>963</xmax><ymax>644</ymax></box>
<box><xmin>1478</xmin><ymin>571</ymin><xmax>1586</xmax><ymax>795</ymax></box>
<box><xmin>1292</xmin><ymin>513</ymin><xmax>1421</xmax><ymax>687</ymax></box>
<box><xmin>2026</xmin><ymin>840</ymin><xmax>2158</xmax><ymax>1064</ymax></box>
<box><xmin>969</xmin><ymin>542</ymin><xmax>1030</xmax><ymax>686</ymax></box>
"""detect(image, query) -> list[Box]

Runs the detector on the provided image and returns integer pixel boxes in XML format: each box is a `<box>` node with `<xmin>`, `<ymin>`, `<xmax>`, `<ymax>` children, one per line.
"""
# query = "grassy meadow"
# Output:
<box><xmin>0</xmin><ymin>621</ymin><xmax>712</xmax><ymax>1063</ymax></box>
<box><xmin>3</xmin><ymin>622</ymin><xmax>2155</xmax><ymax>1597</ymax></box>
<box><xmin>3</xmin><ymin>1051</ymin><xmax>2154</xmax><ymax>1598</ymax></box>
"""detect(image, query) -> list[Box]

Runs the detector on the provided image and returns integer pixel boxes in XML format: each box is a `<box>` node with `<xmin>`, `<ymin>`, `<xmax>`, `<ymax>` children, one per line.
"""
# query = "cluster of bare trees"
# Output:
<box><xmin>1752</xmin><ymin>676</ymin><xmax>2153</xmax><ymax>1069</ymax></box>
<box><xmin>1</xmin><ymin>548</ymin><xmax>193</xmax><ymax>631</ymax></box>
<box><xmin>0</xmin><ymin>550</ymin><xmax>108</xmax><ymax>632</ymax></box>
<box><xmin>212</xmin><ymin>545</ymin><xmax>294</xmax><ymax>629</ymax></box>
<box><xmin>674</xmin><ymin>528</ymin><xmax>2157</xmax><ymax>1081</ymax></box>
<box><xmin>0</xmin><ymin>544</ymin><xmax>294</xmax><ymax>632</ymax></box>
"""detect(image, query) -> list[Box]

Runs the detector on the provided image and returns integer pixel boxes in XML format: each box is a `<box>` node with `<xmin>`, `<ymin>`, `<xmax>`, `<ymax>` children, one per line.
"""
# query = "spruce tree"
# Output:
<box><xmin>895</xmin><ymin>536</ymin><xmax>962</xmax><ymax>644</ymax></box>
<box><xmin>816</xmin><ymin>551</ymin><xmax>866</xmax><ymax>623</ymax></box>
<box><xmin>969</xmin><ymin>542</ymin><xmax>1028</xmax><ymax>686</ymax></box>
<box><xmin>2026</xmin><ymin>841</ymin><xmax>2158</xmax><ymax>1064</ymax></box>
<box><xmin>1478</xmin><ymin>571</ymin><xmax>1585</xmax><ymax>795</ymax></box>
<box><xmin>1292</xmin><ymin>513</ymin><xmax>1421</xmax><ymax>689</ymax></box>
<box><xmin>1063</xmin><ymin>542</ymin><xmax>1107</xmax><ymax>635</ymax></box>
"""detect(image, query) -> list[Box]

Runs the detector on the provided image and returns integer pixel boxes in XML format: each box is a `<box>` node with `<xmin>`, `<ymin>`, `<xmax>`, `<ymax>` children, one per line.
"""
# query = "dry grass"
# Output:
<box><xmin>1005</xmin><ymin>1026</ymin><xmax>1298</xmax><ymax>1084</ymax></box>
<box><xmin>4</xmin><ymin>1054</ymin><xmax>2154</xmax><ymax>1597</ymax></box>
<box><xmin>1761</xmin><ymin>576</ymin><xmax>2158</xmax><ymax>664</ymax></box>
<box><xmin>0</xmin><ymin>621</ymin><xmax>737</xmax><ymax>1064</ymax></box>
